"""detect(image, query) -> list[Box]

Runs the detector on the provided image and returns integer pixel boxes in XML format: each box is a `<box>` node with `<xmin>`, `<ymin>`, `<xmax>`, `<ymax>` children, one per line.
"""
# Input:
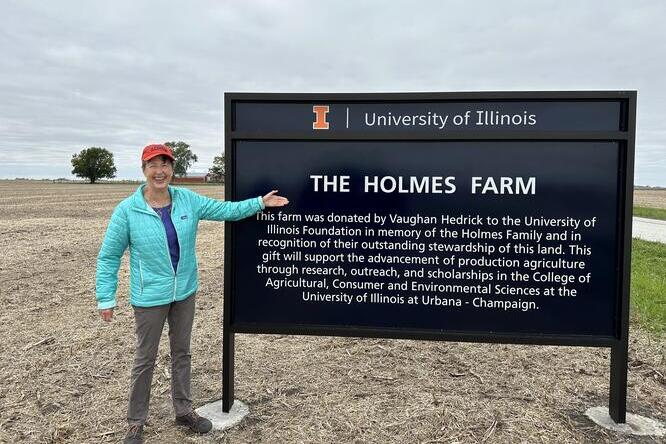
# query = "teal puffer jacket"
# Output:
<box><xmin>96</xmin><ymin>185</ymin><xmax>264</xmax><ymax>309</ymax></box>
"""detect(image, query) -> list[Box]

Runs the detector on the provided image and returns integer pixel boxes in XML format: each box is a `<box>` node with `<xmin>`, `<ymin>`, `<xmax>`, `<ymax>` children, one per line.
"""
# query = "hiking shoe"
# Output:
<box><xmin>123</xmin><ymin>424</ymin><xmax>144</xmax><ymax>444</ymax></box>
<box><xmin>175</xmin><ymin>410</ymin><xmax>213</xmax><ymax>434</ymax></box>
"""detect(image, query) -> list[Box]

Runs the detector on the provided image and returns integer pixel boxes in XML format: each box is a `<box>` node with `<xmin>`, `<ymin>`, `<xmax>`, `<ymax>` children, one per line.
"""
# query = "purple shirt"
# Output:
<box><xmin>153</xmin><ymin>204</ymin><xmax>180</xmax><ymax>272</ymax></box>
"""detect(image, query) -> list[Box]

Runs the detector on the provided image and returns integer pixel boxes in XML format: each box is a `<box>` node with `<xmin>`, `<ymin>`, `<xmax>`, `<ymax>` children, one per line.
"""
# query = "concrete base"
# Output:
<box><xmin>195</xmin><ymin>399</ymin><xmax>249</xmax><ymax>431</ymax></box>
<box><xmin>585</xmin><ymin>407</ymin><xmax>665</xmax><ymax>437</ymax></box>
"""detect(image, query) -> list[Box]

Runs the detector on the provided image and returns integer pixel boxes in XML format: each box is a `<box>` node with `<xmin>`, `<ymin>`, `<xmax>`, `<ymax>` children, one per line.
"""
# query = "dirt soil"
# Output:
<box><xmin>0</xmin><ymin>181</ymin><xmax>664</xmax><ymax>444</ymax></box>
<box><xmin>634</xmin><ymin>189</ymin><xmax>666</xmax><ymax>209</ymax></box>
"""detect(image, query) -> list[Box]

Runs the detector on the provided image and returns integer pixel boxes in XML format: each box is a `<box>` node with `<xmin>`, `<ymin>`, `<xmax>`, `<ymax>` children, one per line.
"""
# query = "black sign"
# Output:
<box><xmin>223</xmin><ymin>92</ymin><xmax>635</xmax><ymax>422</ymax></box>
<box><xmin>234</xmin><ymin>100</ymin><xmax>623</xmax><ymax>133</ymax></box>
<box><xmin>232</xmin><ymin>139</ymin><xmax>621</xmax><ymax>336</ymax></box>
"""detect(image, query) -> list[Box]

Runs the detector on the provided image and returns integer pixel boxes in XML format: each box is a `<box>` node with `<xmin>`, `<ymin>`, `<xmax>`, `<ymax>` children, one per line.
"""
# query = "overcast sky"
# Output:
<box><xmin>1</xmin><ymin>1</ymin><xmax>664</xmax><ymax>185</ymax></box>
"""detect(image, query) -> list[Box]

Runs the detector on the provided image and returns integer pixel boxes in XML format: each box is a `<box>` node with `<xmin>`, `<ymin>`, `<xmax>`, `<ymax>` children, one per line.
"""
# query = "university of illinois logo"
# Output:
<box><xmin>312</xmin><ymin>105</ymin><xmax>330</xmax><ymax>130</ymax></box>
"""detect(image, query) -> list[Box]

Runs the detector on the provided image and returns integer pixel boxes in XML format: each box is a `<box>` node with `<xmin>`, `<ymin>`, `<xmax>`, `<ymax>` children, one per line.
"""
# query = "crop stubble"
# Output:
<box><xmin>634</xmin><ymin>189</ymin><xmax>666</xmax><ymax>209</ymax></box>
<box><xmin>0</xmin><ymin>181</ymin><xmax>664</xmax><ymax>443</ymax></box>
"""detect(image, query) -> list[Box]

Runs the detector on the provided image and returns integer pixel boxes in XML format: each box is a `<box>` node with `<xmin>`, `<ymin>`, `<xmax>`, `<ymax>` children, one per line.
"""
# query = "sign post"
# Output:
<box><xmin>222</xmin><ymin>91</ymin><xmax>636</xmax><ymax>422</ymax></box>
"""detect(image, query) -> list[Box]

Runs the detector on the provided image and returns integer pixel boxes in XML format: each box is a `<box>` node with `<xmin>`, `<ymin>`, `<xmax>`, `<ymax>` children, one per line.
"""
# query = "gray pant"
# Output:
<box><xmin>128</xmin><ymin>293</ymin><xmax>195</xmax><ymax>425</ymax></box>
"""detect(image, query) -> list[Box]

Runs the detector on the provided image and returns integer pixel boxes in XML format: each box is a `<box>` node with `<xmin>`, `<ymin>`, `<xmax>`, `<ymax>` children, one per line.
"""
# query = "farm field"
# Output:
<box><xmin>634</xmin><ymin>189</ymin><xmax>666</xmax><ymax>209</ymax></box>
<box><xmin>0</xmin><ymin>180</ymin><xmax>664</xmax><ymax>443</ymax></box>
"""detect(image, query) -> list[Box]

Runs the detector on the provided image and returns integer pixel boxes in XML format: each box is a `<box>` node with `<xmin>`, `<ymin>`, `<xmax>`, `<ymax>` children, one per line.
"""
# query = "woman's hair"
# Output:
<box><xmin>142</xmin><ymin>154</ymin><xmax>174</xmax><ymax>170</ymax></box>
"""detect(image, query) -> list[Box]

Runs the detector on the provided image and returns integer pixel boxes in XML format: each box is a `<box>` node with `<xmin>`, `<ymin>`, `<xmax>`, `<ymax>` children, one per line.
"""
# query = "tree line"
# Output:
<box><xmin>71</xmin><ymin>141</ymin><xmax>225</xmax><ymax>184</ymax></box>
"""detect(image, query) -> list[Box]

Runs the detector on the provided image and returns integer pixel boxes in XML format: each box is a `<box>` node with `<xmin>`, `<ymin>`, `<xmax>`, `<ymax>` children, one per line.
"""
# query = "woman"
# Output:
<box><xmin>96</xmin><ymin>143</ymin><xmax>288</xmax><ymax>444</ymax></box>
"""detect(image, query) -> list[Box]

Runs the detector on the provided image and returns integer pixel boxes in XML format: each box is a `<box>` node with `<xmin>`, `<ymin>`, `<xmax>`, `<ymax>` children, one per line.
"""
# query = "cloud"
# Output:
<box><xmin>0</xmin><ymin>0</ymin><xmax>664</xmax><ymax>184</ymax></box>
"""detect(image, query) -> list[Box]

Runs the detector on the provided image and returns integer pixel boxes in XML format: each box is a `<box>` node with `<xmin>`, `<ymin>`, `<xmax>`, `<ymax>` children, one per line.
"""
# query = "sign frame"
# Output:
<box><xmin>223</xmin><ymin>91</ymin><xmax>636</xmax><ymax>422</ymax></box>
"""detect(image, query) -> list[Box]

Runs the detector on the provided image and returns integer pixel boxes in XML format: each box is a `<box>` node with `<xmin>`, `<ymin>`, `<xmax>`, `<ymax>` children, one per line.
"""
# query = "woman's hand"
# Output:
<box><xmin>262</xmin><ymin>190</ymin><xmax>289</xmax><ymax>208</ymax></box>
<box><xmin>100</xmin><ymin>308</ymin><xmax>114</xmax><ymax>322</ymax></box>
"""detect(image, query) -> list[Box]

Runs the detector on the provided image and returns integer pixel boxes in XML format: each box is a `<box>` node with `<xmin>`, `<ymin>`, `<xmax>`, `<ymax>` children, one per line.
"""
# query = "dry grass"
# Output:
<box><xmin>0</xmin><ymin>180</ymin><xmax>664</xmax><ymax>444</ymax></box>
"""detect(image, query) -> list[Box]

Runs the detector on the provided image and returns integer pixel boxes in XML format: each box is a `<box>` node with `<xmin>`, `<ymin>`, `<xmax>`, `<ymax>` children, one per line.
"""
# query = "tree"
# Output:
<box><xmin>165</xmin><ymin>141</ymin><xmax>198</xmax><ymax>177</ymax></box>
<box><xmin>208</xmin><ymin>155</ymin><xmax>225</xmax><ymax>182</ymax></box>
<box><xmin>71</xmin><ymin>147</ymin><xmax>117</xmax><ymax>184</ymax></box>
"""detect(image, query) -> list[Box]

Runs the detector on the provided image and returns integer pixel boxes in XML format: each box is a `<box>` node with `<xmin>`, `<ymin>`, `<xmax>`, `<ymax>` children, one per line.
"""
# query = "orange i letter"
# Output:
<box><xmin>313</xmin><ymin>105</ymin><xmax>330</xmax><ymax>130</ymax></box>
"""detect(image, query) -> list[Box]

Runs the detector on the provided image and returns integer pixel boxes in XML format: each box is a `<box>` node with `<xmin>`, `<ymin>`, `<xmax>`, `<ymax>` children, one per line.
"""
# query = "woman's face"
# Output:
<box><xmin>143</xmin><ymin>155</ymin><xmax>173</xmax><ymax>190</ymax></box>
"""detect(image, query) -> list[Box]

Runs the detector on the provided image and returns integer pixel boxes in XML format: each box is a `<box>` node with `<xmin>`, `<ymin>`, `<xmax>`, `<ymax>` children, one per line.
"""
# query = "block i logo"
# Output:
<box><xmin>312</xmin><ymin>105</ymin><xmax>330</xmax><ymax>130</ymax></box>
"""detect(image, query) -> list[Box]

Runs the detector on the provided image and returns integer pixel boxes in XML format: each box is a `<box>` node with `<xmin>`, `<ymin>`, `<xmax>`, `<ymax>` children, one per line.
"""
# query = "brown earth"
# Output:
<box><xmin>0</xmin><ymin>180</ymin><xmax>664</xmax><ymax>444</ymax></box>
<box><xmin>634</xmin><ymin>189</ymin><xmax>666</xmax><ymax>209</ymax></box>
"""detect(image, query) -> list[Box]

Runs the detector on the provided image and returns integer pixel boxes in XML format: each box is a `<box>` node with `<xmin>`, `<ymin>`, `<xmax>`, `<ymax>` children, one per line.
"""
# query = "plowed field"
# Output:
<box><xmin>0</xmin><ymin>181</ymin><xmax>664</xmax><ymax>443</ymax></box>
<box><xmin>635</xmin><ymin>189</ymin><xmax>666</xmax><ymax>209</ymax></box>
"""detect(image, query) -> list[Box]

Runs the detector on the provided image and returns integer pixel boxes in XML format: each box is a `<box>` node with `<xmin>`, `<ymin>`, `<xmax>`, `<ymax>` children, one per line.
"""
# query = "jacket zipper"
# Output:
<box><xmin>150</xmin><ymin>203</ymin><xmax>179</xmax><ymax>302</ymax></box>
<box><xmin>169</xmin><ymin>203</ymin><xmax>181</xmax><ymax>302</ymax></box>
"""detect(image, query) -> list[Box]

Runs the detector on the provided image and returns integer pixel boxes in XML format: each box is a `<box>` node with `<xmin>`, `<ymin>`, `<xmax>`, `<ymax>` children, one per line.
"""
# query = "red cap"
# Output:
<box><xmin>142</xmin><ymin>144</ymin><xmax>175</xmax><ymax>162</ymax></box>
